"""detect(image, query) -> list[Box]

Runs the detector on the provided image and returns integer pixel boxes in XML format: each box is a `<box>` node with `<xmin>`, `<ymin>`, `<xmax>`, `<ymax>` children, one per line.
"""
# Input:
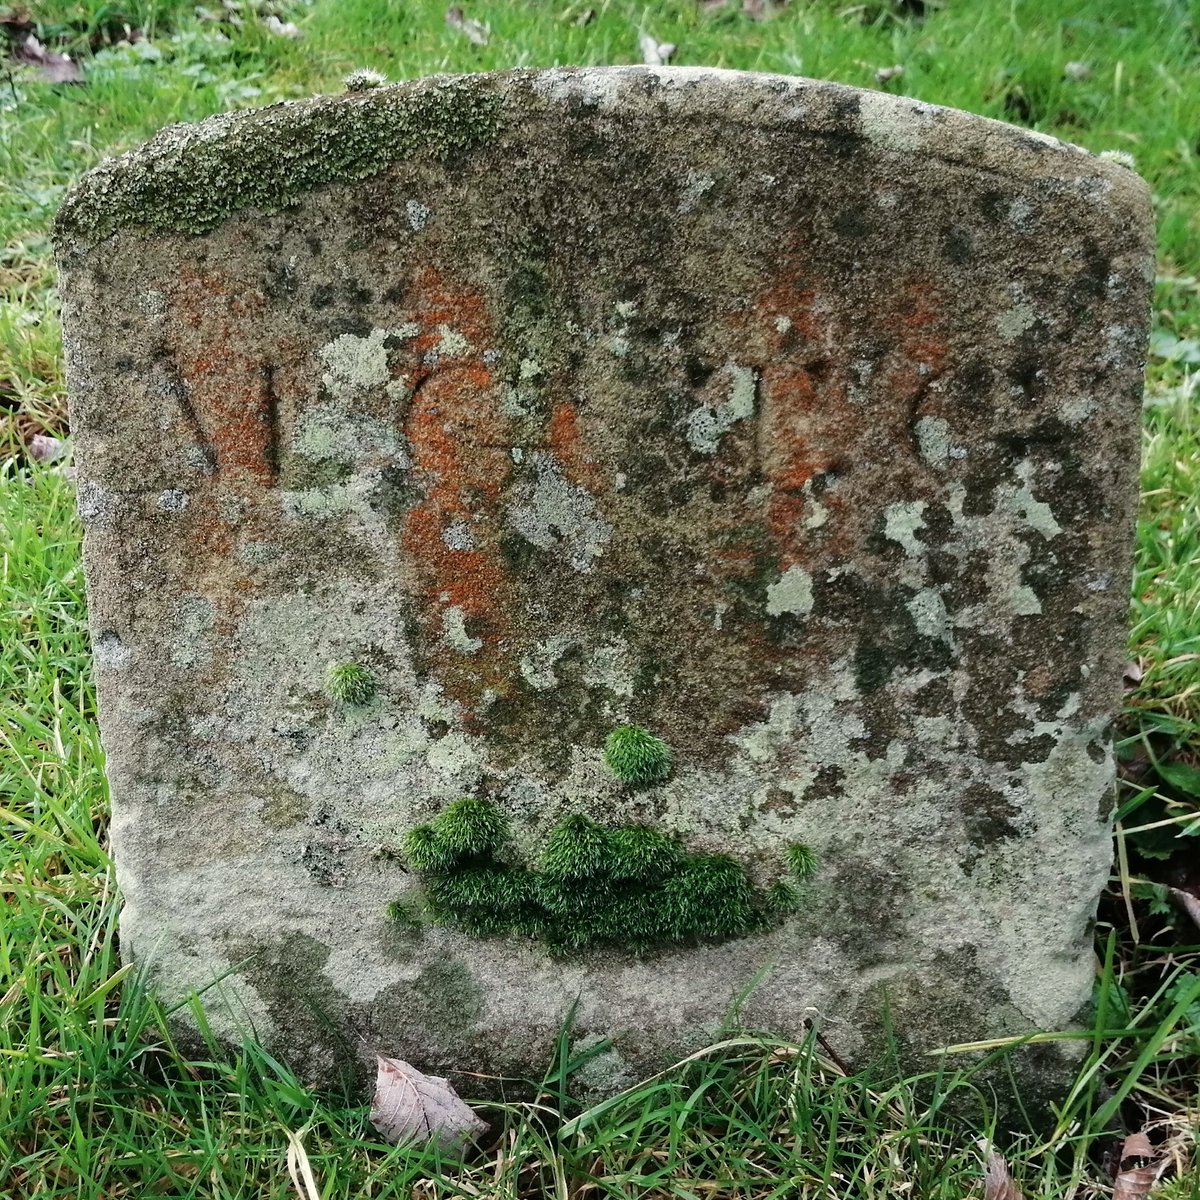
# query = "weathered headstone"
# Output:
<box><xmin>55</xmin><ymin>66</ymin><xmax>1153</xmax><ymax>1090</ymax></box>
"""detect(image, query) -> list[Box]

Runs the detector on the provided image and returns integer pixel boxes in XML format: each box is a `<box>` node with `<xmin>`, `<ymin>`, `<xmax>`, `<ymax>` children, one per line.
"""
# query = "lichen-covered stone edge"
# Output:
<box><xmin>53</xmin><ymin>65</ymin><xmax>1150</xmax><ymax>257</ymax></box>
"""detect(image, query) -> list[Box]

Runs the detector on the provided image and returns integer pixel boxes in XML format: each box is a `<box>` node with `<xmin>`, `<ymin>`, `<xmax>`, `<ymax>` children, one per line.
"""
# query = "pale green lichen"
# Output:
<box><xmin>54</xmin><ymin>77</ymin><xmax>504</xmax><ymax>249</ymax></box>
<box><xmin>765</xmin><ymin>564</ymin><xmax>814</xmax><ymax>618</ymax></box>
<box><xmin>318</xmin><ymin>330</ymin><xmax>393</xmax><ymax>400</ymax></box>
<box><xmin>906</xmin><ymin>587</ymin><xmax>953</xmax><ymax>643</ymax></box>
<box><xmin>441</xmin><ymin>606</ymin><xmax>483</xmax><ymax>655</ymax></box>
<box><xmin>685</xmin><ymin>362</ymin><xmax>757</xmax><ymax>454</ymax></box>
<box><xmin>1006</xmin><ymin>460</ymin><xmax>1062</xmax><ymax>538</ymax></box>
<box><xmin>506</xmin><ymin>453</ymin><xmax>613</xmax><ymax>572</ymax></box>
<box><xmin>883</xmin><ymin>500</ymin><xmax>928</xmax><ymax>556</ymax></box>
<box><xmin>857</xmin><ymin>89</ymin><xmax>931</xmax><ymax>153</ymax></box>
<box><xmin>997</xmin><ymin>300</ymin><xmax>1038</xmax><ymax>341</ymax></box>
<box><xmin>914</xmin><ymin>415</ymin><xmax>950</xmax><ymax>468</ymax></box>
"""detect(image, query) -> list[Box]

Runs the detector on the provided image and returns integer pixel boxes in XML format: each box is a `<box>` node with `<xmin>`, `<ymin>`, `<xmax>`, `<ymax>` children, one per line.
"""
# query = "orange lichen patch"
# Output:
<box><xmin>877</xmin><ymin>277</ymin><xmax>948</xmax><ymax>421</ymax></box>
<box><xmin>169</xmin><ymin>267</ymin><xmax>279</xmax><ymax>486</ymax></box>
<box><xmin>163</xmin><ymin>269</ymin><xmax>317</xmax><ymax>669</ymax></box>
<box><xmin>545</xmin><ymin>399</ymin><xmax>603</xmax><ymax>492</ymax></box>
<box><xmin>404</xmin><ymin>265</ymin><xmax>496</xmax><ymax>362</ymax></box>
<box><xmin>738</xmin><ymin>260</ymin><xmax>951</xmax><ymax>574</ymax></box>
<box><xmin>748</xmin><ymin>273</ymin><xmax>859</xmax><ymax>567</ymax></box>
<box><xmin>397</xmin><ymin>266</ymin><xmax>520</xmax><ymax>714</ymax></box>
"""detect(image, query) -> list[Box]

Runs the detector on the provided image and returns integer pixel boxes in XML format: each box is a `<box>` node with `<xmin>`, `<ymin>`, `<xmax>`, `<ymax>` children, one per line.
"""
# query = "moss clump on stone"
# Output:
<box><xmin>765</xmin><ymin>879</ymin><xmax>803</xmax><ymax>914</ymax></box>
<box><xmin>540</xmin><ymin>813</ymin><xmax>613</xmax><ymax>879</ymax></box>
<box><xmin>433</xmin><ymin>796</ymin><xmax>510</xmax><ymax>857</ymax></box>
<box><xmin>392</xmin><ymin>798</ymin><xmax>811</xmax><ymax>955</ymax></box>
<box><xmin>385</xmin><ymin>898</ymin><xmax>422</xmax><ymax>928</ymax></box>
<box><xmin>603</xmin><ymin>725</ymin><xmax>672</xmax><ymax>785</ymax></box>
<box><xmin>326</xmin><ymin>661</ymin><xmax>375</xmax><ymax>706</ymax></box>
<box><xmin>344</xmin><ymin>68</ymin><xmax>388</xmax><ymax>92</ymax></box>
<box><xmin>787</xmin><ymin>843</ymin><xmax>819</xmax><ymax>882</ymax></box>
<box><xmin>402</xmin><ymin>824</ymin><xmax>458</xmax><ymax>872</ymax></box>
<box><xmin>609</xmin><ymin>825</ymin><xmax>683</xmax><ymax>881</ymax></box>
<box><xmin>54</xmin><ymin>76</ymin><xmax>504</xmax><ymax>251</ymax></box>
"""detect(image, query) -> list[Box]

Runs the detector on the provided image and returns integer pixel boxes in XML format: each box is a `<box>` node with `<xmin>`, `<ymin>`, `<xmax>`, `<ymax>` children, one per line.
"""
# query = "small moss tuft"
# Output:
<box><xmin>541</xmin><ymin>813</ymin><xmax>614</xmax><ymax>880</ymax></box>
<box><xmin>403</xmin><ymin>824</ymin><xmax>457</xmax><ymax>872</ymax></box>
<box><xmin>386</xmin><ymin>898</ymin><xmax>423</xmax><ymax>928</ymax></box>
<box><xmin>663</xmin><ymin>855</ymin><xmax>760</xmax><ymax>940</ymax></box>
<box><xmin>603</xmin><ymin>725</ymin><xmax>672</xmax><ymax>785</ymax></box>
<box><xmin>326</xmin><ymin>661</ymin><xmax>375</xmax><ymax>706</ymax></box>
<box><xmin>344</xmin><ymin>68</ymin><xmax>388</xmax><ymax>92</ymax></box>
<box><xmin>787</xmin><ymin>843</ymin><xmax>819</xmax><ymax>882</ymax></box>
<box><xmin>433</xmin><ymin>797</ymin><xmax>509</xmax><ymax>858</ymax></box>
<box><xmin>609</xmin><ymin>825</ymin><xmax>683</xmax><ymax>881</ymax></box>
<box><xmin>766</xmin><ymin>879</ymin><xmax>803</xmax><ymax>915</ymax></box>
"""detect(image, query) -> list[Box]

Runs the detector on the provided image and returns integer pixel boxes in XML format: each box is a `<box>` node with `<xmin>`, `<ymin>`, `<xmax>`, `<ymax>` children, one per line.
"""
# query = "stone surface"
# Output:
<box><xmin>56</xmin><ymin>66</ymin><xmax>1154</xmax><ymax>1092</ymax></box>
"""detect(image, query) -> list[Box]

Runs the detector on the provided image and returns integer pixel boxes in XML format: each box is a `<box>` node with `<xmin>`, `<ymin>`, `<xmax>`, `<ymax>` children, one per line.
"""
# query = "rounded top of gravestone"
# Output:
<box><xmin>53</xmin><ymin>65</ymin><xmax>1149</xmax><ymax>258</ymax></box>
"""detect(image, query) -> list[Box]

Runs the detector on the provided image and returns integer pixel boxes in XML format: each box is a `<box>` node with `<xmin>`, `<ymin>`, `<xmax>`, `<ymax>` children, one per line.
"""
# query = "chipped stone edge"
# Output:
<box><xmin>52</xmin><ymin>65</ymin><xmax>1153</xmax><ymax>259</ymax></box>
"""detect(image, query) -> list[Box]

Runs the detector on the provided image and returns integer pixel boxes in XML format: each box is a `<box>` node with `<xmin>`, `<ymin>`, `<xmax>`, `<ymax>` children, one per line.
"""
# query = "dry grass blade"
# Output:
<box><xmin>284</xmin><ymin>1127</ymin><xmax>321</xmax><ymax>1200</ymax></box>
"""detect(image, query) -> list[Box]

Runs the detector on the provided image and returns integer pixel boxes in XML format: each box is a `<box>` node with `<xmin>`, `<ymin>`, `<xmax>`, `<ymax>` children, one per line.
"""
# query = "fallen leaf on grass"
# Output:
<box><xmin>0</xmin><ymin>9</ymin><xmax>34</xmax><ymax>39</ymax></box>
<box><xmin>28</xmin><ymin>434</ymin><xmax>67</xmax><ymax>463</ymax></box>
<box><xmin>370</xmin><ymin>1056</ymin><xmax>486</xmax><ymax>1152</ymax></box>
<box><xmin>639</xmin><ymin>31</ymin><xmax>675</xmax><ymax>65</ymax></box>
<box><xmin>1168</xmin><ymin>887</ymin><xmax>1200</xmax><ymax>933</ymax></box>
<box><xmin>1113</xmin><ymin>1131</ymin><xmax>1170</xmax><ymax>1200</ymax></box>
<box><xmin>10</xmin><ymin>33</ymin><xmax>82</xmax><ymax>83</ymax></box>
<box><xmin>982</xmin><ymin>1147</ymin><xmax>1023</xmax><ymax>1200</ymax></box>
<box><xmin>263</xmin><ymin>14</ymin><xmax>302</xmax><ymax>38</ymax></box>
<box><xmin>446</xmin><ymin>6</ymin><xmax>489</xmax><ymax>45</ymax></box>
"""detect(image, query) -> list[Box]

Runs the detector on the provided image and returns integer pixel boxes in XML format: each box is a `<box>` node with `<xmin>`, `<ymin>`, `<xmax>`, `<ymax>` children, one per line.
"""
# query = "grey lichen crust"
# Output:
<box><xmin>54</xmin><ymin>65</ymin><xmax>1147</xmax><ymax>256</ymax></box>
<box><xmin>54</xmin><ymin>74</ymin><xmax>504</xmax><ymax>252</ymax></box>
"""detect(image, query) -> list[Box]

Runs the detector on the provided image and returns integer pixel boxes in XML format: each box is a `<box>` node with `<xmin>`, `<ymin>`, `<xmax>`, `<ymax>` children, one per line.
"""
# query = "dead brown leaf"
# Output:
<box><xmin>28</xmin><ymin>433</ymin><xmax>67</xmax><ymax>463</ymax></box>
<box><xmin>1168</xmin><ymin>887</ymin><xmax>1200</xmax><ymax>933</ymax></box>
<box><xmin>445</xmin><ymin>6</ymin><xmax>489</xmax><ymax>45</ymax></box>
<box><xmin>1113</xmin><ymin>1130</ymin><xmax>1170</xmax><ymax>1200</ymax></box>
<box><xmin>10</xmin><ymin>33</ymin><xmax>82</xmax><ymax>83</ymax></box>
<box><xmin>0</xmin><ymin>8</ymin><xmax>34</xmax><ymax>39</ymax></box>
<box><xmin>370</xmin><ymin>1056</ymin><xmax>487</xmax><ymax>1152</ymax></box>
<box><xmin>982</xmin><ymin>1148</ymin><xmax>1023</xmax><ymax>1200</ymax></box>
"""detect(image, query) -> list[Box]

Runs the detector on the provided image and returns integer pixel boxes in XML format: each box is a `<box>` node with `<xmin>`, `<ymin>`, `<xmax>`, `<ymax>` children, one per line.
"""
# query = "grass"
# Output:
<box><xmin>1</xmin><ymin>0</ymin><xmax>1199</xmax><ymax>1195</ymax></box>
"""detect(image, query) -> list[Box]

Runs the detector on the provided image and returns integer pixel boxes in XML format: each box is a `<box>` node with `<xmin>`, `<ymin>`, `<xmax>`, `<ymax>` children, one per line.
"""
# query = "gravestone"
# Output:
<box><xmin>55</xmin><ymin>66</ymin><xmax>1153</xmax><ymax>1090</ymax></box>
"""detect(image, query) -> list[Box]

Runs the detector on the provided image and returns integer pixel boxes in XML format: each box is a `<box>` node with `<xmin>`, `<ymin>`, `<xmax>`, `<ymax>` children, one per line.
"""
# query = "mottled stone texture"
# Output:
<box><xmin>56</xmin><ymin>66</ymin><xmax>1153</xmax><ymax>1092</ymax></box>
